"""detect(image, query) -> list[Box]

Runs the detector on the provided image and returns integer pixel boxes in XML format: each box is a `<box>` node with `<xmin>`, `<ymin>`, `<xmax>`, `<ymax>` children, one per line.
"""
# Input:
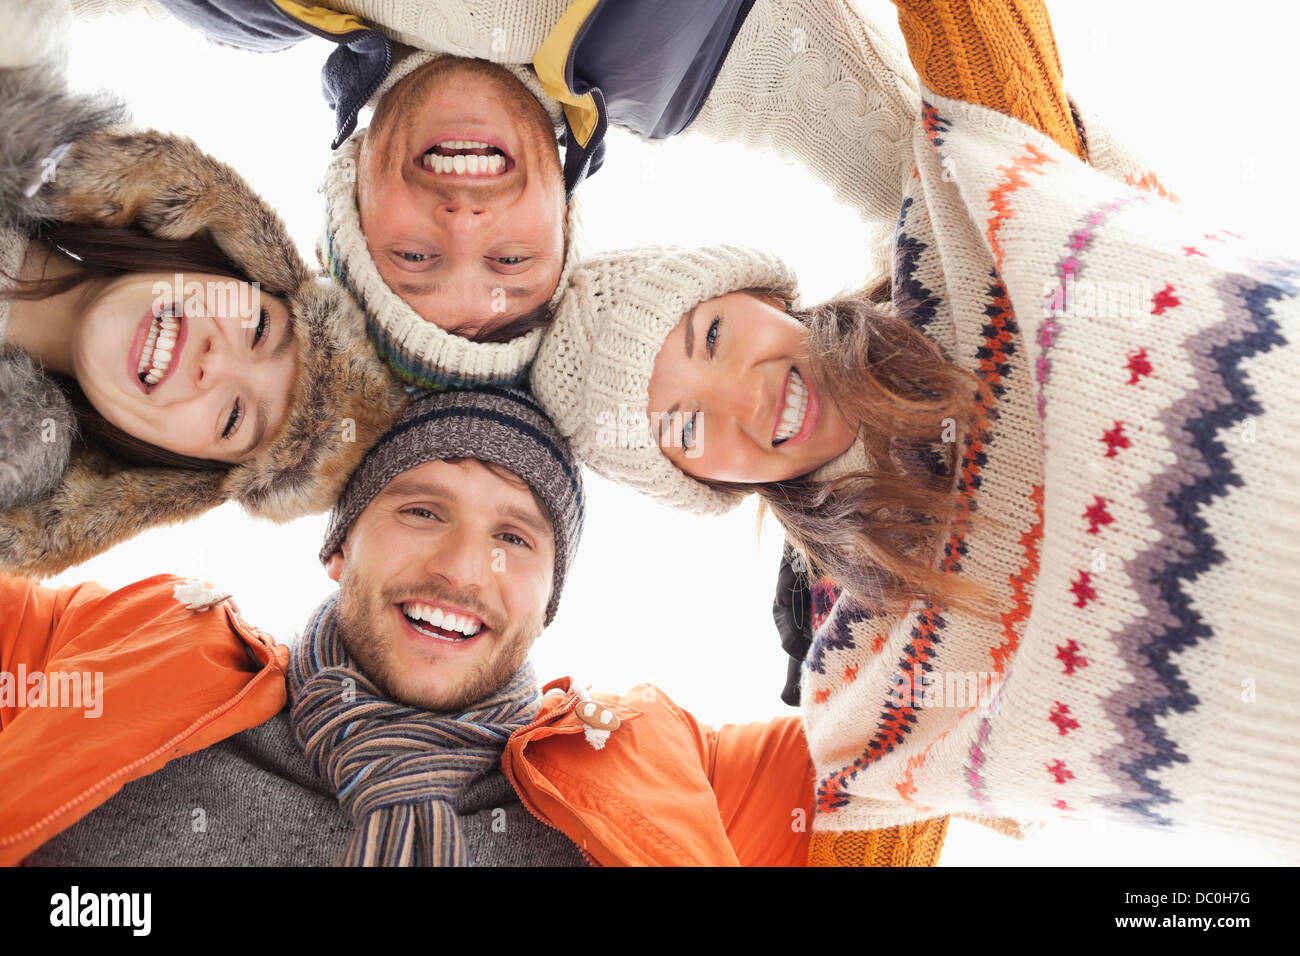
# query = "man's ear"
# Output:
<box><xmin>324</xmin><ymin>548</ymin><xmax>345</xmax><ymax>583</ymax></box>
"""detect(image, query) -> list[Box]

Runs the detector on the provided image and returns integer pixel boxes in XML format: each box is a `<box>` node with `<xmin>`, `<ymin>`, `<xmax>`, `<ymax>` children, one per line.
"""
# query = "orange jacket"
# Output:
<box><xmin>0</xmin><ymin>574</ymin><xmax>812</xmax><ymax>866</ymax></box>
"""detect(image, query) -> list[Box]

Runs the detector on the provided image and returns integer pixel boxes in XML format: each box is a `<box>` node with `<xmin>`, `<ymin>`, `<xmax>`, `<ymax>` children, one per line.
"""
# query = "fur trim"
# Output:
<box><xmin>0</xmin><ymin>66</ymin><xmax>126</xmax><ymax>232</ymax></box>
<box><xmin>0</xmin><ymin>448</ymin><xmax>228</xmax><ymax>578</ymax></box>
<box><xmin>223</xmin><ymin>278</ymin><xmax>410</xmax><ymax>521</ymax></box>
<box><xmin>0</xmin><ymin>347</ymin><xmax>75</xmax><ymax>512</ymax></box>
<box><xmin>0</xmin><ymin>123</ymin><xmax>409</xmax><ymax>576</ymax></box>
<box><xmin>48</xmin><ymin>129</ymin><xmax>307</xmax><ymax>296</ymax></box>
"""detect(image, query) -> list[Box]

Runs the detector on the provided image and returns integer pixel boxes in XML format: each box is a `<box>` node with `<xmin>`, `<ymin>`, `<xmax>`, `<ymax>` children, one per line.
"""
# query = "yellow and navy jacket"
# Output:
<box><xmin>158</xmin><ymin>0</ymin><xmax>756</xmax><ymax>197</ymax></box>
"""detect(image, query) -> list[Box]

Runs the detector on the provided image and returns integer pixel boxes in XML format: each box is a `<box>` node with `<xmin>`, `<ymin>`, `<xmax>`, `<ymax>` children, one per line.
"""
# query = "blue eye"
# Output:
<box><xmin>400</xmin><ymin>252</ymin><xmax>431</xmax><ymax>263</ymax></box>
<box><xmin>682</xmin><ymin>412</ymin><xmax>699</xmax><ymax>449</ymax></box>
<box><xmin>495</xmin><ymin>256</ymin><xmax>525</xmax><ymax>265</ymax></box>
<box><xmin>706</xmin><ymin>318</ymin><xmax>720</xmax><ymax>355</ymax></box>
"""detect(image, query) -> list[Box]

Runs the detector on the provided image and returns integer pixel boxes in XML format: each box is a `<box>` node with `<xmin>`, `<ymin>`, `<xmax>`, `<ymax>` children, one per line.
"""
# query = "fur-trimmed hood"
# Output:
<box><xmin>0</xmin><ymin>13</ymin><xmax>408</xmax><ymax>577</ymax></box>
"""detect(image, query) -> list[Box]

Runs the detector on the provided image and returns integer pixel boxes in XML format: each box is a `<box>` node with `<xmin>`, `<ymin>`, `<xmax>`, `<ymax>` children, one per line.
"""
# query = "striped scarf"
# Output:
<box><xmin>289</xmin><ymin>593</ymin><xmax>541</xmax><ymax>866</ymax></box>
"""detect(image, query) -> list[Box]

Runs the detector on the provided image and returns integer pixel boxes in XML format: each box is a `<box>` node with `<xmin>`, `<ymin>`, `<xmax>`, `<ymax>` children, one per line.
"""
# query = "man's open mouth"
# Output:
<box><xmin>422</xmin><ymin>140</ymin><xmax>511</xmax><ymax>177</ymax></box>
<box><xmin>399</xmin><ymin>600</ymin><xmax>486</xmax><ymax>643</ymax></box>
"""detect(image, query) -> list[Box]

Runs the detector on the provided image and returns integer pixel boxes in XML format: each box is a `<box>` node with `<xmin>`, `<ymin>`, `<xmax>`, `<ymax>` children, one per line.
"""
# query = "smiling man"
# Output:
<box><xmin>127</xmin><ymin>0</ymin><xmax>922</xmax><ymax>395</ymax></box>
<box><xmin>8</xmin><ymin>388</ymin><xmax>827</xmax><ymax>867</ymax></box>
<box><xmin>351</xmin><ymin>56</ymin><xmax>569</xmax><ymax>350</ymax></box>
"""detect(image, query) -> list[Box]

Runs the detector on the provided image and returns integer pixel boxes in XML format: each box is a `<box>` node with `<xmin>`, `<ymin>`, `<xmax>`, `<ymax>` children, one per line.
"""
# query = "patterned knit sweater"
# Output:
<box><xmin>800</xmin><ymin>87</ymin><xmax>1300</xmax><ymax>858</ymax></box>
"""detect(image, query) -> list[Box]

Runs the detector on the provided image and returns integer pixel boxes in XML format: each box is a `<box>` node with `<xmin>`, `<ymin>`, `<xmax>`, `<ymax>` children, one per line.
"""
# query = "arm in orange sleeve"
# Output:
<box><xmin>706</xmin><ymin>715</ymin><xmax>815</xmax><ymax>867</ymax></box>
<box><xmin>891</xmin><ymin>0</ymin><xmax>1084</xmax><ymax>158</ymax></box>
<box><xmin>0</xmin><ymin>575</ymin><xmax>108</xmax><ymax>731</ymax></box>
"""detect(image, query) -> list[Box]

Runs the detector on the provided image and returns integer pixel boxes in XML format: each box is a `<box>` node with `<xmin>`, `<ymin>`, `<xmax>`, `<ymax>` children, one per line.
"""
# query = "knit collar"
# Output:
<box><xmin>289</xmin><ymin>592</ymin><xmax>541</xmax><ymax>866</ymax></box>
<box><xmin>807</xmin><ymin>435</ymin><xmax>873</xmax><ymax>484</ymax></box>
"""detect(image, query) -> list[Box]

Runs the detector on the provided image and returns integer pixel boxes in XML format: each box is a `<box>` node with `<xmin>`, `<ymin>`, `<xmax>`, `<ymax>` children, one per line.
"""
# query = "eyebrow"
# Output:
<box><xmin>271</xmin><ymin>313</ymin><xmax>295</xmax><ymax>360</ymax></box>
<box><xmin>683</xmin><ymin>304</ymin><xmax>698</xmax><ymax>359</ymax></box>
<box><xmin>380</xmin><ymin>477</ymin><xmax>456</xmax><ymax>501</ymax></box>
<box><xmin>390</xmin><ymin>278</ymin><xmax>540</xmax><ymax>303</ymax></box>
<box><xmin>499</xmin><ymin>503</ymin><xmax>553</xmax><ymax>541</ymax></box>
<box><xmin>239</xmin><ymin>398</ymin><xmax>269</xmax><ymax>458</ymax></box>
<box><xmin>379</xmin><ymin>475</ymin><xmax>553</xmax><ymax>539</ymax></box>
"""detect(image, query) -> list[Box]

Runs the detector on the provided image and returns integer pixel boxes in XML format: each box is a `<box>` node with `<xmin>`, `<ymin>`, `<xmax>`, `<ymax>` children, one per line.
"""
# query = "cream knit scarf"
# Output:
<box><xmin>289</xmin><ymin>593</ymin><xmax>540</xmax><ymax>867</ymax></box>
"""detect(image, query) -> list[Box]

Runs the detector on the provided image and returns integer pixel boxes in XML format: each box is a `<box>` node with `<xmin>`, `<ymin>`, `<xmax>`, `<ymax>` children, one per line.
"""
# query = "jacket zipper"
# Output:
<box><xmin>500</xmin><ymin>691</ymin><xmax>601</xmax><ymax>867</ymax></box>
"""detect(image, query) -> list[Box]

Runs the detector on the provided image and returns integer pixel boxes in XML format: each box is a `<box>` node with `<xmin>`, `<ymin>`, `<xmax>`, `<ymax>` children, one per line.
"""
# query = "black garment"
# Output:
<box><xmin>772</xmin><ymin>541</ymin><xmax>813</xmax><ymax>707</ymax></box>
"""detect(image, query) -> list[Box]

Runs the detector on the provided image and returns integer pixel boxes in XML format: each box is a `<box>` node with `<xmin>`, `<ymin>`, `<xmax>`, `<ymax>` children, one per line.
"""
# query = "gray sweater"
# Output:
<box><xmin>27</xmin><ymin>710</ymin><xmax>589</xmax><ymax>867</ymax></box>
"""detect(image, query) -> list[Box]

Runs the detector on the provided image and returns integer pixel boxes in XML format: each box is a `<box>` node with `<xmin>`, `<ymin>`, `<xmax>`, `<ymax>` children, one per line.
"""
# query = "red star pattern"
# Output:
<box><xmin>1050</xmin><ymin>701</ymin><xmax>1081</xmax><ymax>735</ymax></box>
<box><xmin>1084</xmin><ymin>496</ymin><xmax>1115</xmax><ymax>535</ymax></box>
<box><xmin>1151</xmin><ymin>284</ymin><xmax>1181</xmax><ymax>314</ymax></box>
<box><xmin>1125</xmin><ymin>348</ymin><xmax>1153</xmax><ymax>384</ymax></box>
<box><xmin>1056</xmin><ymin>639</ymin><xmax>1090</xmax><ymax>674</ymax></box>
<box><xmin>1069</xmin><ymin>571</ymin><xmax>1099</xmax><ymax>608</ymax></box>
<box><xmin>1101</xmin><ymin>421</ymin><xmax>1131</xmax><ymax>457</ymax></box>
<box><xmin>1053</xmin><ymin>799</ymin><xmax>1076</xmax><ymax>812</ymax></box>
<box><xmin>1046</xmin><ymin>759</ymin><xmax>1075</xmax><ymax>784</ymax></box>
<box><xmin>844</xmin><ymin>664</ymin><xmax>859</xmax><ymax>683</ymax></box>
<box><xmin>1183</xmin><ymin>245</ymin><xmax>1207</xmax><ymax>257</ymax></box>
<box><xmin>812</xmin><ymin>688</ymin><xmax>830</xmax><ymax>704</ymax></box>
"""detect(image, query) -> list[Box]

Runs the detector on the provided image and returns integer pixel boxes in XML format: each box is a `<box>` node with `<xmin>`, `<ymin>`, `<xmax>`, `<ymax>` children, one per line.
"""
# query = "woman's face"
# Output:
<box><xmin>71</xmin><ymin>272</ymin><xmax>297</xmax><ymax>463</ymax></box>
<box><xmin>646</xmin><ymin>292</ymin><xmax>858</xmax><ymax>483</ymax></box>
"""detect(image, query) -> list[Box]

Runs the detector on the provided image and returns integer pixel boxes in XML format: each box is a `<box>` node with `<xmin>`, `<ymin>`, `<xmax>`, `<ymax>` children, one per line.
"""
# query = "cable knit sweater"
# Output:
<box><xmin>797</xmin><ymin>87</ymin><xmax>1300</xmax><ymax>857</ymax></box>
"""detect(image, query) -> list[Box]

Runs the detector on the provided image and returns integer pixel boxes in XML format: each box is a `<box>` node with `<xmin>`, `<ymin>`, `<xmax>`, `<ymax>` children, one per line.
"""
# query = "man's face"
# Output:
<box><xmin>357</xmin><ymin>57</ymin><xmax>567</xmax><ymax>340</ymax></box>
<box><xmin>325</xmin><ymin>458</ymin><xmax>556</xmax><ymax>712</ymax></box>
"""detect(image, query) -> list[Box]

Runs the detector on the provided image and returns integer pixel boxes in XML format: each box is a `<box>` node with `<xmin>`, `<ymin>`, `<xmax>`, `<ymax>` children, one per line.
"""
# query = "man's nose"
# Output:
<box><xmin>425</xmin><ymin>523</ymin><xmax>490</xmax><ymax>594</ymax></box>
<box><xmin>429</xmin><ymin>193</ymin><xmax>491</xmax><ymax>237</ymax></box>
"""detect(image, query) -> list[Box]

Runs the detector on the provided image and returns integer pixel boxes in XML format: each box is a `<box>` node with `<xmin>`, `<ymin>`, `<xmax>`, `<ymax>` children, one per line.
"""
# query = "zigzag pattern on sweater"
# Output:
<box><xmin>1099</xmin><ymin>256</ymin><xmax>1296</xmax><ymax>826</ymax></box>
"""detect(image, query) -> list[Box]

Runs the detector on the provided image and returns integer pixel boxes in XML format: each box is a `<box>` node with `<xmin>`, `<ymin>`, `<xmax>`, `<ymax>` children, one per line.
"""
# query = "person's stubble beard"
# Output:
<box><xmin>333</xmin><ymin>559</ymin><xmax>540</xmax><ymax>714</ymax></box>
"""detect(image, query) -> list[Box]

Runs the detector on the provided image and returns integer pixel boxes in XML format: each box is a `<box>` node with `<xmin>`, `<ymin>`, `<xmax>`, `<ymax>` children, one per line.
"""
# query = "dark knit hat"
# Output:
<box><xmin>320</xmin><ymin>388</ymin><xmax>585</xmax><ymax>625</ymax></box>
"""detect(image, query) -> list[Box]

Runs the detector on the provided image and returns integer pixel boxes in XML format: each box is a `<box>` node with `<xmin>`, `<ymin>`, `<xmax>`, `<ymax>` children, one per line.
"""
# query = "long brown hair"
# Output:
<box><xmin>3</xmin><ymin>223</ymin><xmax>255</xmax><ymax>472</ymax></box>
<box><xmin>709</xmin><ymin>280</ymin><xmax>1001</xmax><ymax>621</ymax></box>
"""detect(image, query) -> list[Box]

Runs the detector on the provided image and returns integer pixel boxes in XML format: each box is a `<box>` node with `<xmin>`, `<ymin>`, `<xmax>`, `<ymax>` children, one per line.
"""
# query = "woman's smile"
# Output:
<box><xmin>647</xmin><ymin>292</ymin><xmax>859</xmax><ymax>483</ymax></box>
<box><xmin>129</xmin><ymin>307</ymin><xmax>189</xmax><ymax>393</ymax></box>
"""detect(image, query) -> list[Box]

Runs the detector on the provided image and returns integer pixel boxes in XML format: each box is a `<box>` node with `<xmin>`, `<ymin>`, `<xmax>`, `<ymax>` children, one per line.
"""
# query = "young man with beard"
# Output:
<box><xmin>1</xmin><ymin>389</ymin><xmax>852</xmax><ymax>866</ymax></box>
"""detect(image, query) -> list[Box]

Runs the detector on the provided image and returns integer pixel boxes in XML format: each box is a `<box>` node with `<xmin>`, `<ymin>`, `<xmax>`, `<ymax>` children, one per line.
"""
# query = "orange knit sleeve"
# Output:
<box><xmin>891</xmin><ymin>0</ymin><xmax>1084</xmax><ymax>159</ymax></box>
<box><xmin>808</xmin><ymin>815</ymin><xmax>950</xmax><ymax>866</ymax></box>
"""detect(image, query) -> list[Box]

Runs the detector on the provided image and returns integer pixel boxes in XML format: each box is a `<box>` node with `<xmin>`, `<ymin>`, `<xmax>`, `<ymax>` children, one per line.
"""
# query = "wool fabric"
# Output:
<box><xmin>320</xmin><ymin>387</ymin><xmax>584</xmax><ymax>626</ymax></box>
<box><xmin>796</xmin><ymin>88</ymin><xmax>1300</xmax><ymax>858</ymax></box>
<box><xmin>289</xmin><ymin>592</ymin><xmax>542</xmax><ymax>867</ymax></box>
<box><xmin>529</xmin><ymin>245</ymin><xmax>798</xmax><ymax>515</ymax></box>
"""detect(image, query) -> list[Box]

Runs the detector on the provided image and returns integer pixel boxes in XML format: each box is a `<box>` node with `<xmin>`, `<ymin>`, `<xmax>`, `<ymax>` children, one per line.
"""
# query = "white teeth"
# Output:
<box><xmin>403</xmin><ymin>602</ymin><xmax>483</xmax><ymax>638</ymax></box>
<box><xmin>424</xmin><ymin>147</ymin><xmax>506</xmax><ymax>176</ymax></box>
<box><xmin>773</xmin><ymin>369</ymin><xmax>809</xmax><ymax>444</ymax></box>
<box><xmin>137</xmin><ymin>313</ymin><xmax>180</xmax><ymax>384</ymax></box>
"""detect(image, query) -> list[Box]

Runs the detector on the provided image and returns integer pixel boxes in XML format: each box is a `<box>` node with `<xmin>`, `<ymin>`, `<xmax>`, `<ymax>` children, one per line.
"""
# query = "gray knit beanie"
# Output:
<box><xmin>530</xmin><ymin>245</ymin><xmax>798</xmax><ymax>515</ymax></box>
<box><xmin>321</xmin><ymin>388</ymin><xmax>584</xmax><ymax>625</ymax></box>
<box><xmin>319</xmin><ymin>47</ymin><xmax>580</xmax><ymax>391</ymax></box>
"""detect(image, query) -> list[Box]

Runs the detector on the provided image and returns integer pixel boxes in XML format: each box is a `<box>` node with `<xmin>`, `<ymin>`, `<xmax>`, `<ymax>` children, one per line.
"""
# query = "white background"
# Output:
<box><xmin>54</xmin><ymin>1</ymin><xmax>1296</xmax><ymax>865</ymax></box>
